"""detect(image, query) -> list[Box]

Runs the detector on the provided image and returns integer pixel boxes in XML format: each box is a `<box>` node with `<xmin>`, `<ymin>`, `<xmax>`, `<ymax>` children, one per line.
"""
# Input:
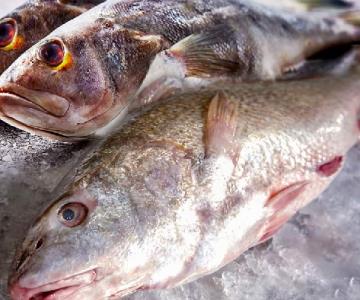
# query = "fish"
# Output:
<box><xmin>0</xmin><ymin>0</ymin><xmax>105</xmax><ymax>75</ymax></box>
<box><xmin>8</xmin><ymin>70</ymin><xmax>360</xmax><ymax>300</ymax></box>
<box><xmin>0</xmin><ymin>0</ymin><xmax>359</xmax><ymax>139</ymax></box>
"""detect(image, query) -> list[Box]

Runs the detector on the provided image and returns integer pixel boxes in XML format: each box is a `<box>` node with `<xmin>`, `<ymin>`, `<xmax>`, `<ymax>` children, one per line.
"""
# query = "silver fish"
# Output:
<box><xmin>0</xmin><ymin>0</ymin><xmax>359</xmax><ymax>139</ymax></box>
<box><xmin>8</xmin><ymin>71</ymin><xmax>360</xmax><ymax>299</ymax></box>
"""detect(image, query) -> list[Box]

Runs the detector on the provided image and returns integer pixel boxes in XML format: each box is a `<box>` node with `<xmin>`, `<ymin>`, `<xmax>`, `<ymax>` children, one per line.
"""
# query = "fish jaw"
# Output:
<box><xmin>9</xmin><ymin>269</ymin><xmax>97</xmax><ymax>300</ymax></box>
<box><xmin>0</xmin><ymin>84</ymin><xmax>70</xmax><ymax>117</ymax></box>
<box><xmin>0</xmin><ymin>91</ymin><xmax>75</xmax><ymax>139</ymax></box>
<box><xmin>0</xmin><ymin>81</ymin><xmax>116</xmax><ymax>139</ymax></box>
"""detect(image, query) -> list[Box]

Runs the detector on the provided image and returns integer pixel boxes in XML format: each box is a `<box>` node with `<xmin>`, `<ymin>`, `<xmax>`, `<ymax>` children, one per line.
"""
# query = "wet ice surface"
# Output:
<box><xmin>0</xmin><ymin>1</ymin><xmax>360</xmax><ymax>300</ymax></box>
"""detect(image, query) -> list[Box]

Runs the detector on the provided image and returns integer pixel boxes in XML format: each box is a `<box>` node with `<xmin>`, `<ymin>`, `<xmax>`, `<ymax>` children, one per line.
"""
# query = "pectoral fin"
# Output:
<box><xmin>167</xmin><ymin>25</ymin><xmax>241</xmax><ymax>78</ymax></box>
<box><xmin>258</xmin><ymin>181</ymin><xmax>309</xmax><ymax>244</ymax></box>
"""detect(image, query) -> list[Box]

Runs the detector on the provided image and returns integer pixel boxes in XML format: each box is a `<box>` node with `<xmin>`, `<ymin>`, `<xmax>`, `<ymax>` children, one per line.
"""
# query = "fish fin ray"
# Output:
<box><xmin>257</xmin><ymin>181</ymin><xmax>309</xmax><ymax>244</ymax></box>
<box><xmin>205</xmin><ymin>92</ymin><xmax>240</xmax><ymax>161</ymax></box>
<box><xmin>266</xmin><ymin>181</ymin><xmax>309</xmax><ymax>211</ymax></box>
<box><xmin>168</xmin><ymin>25</ymin><xmax>240</xmax><ymax>78</ymax></box>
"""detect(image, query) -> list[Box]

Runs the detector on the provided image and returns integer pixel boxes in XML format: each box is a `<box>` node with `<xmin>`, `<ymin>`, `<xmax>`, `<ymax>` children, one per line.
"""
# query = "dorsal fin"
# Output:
<box><xmin>205</xmin><ymin>92</ymin><xmax>241</xmax><ymax>162</ymax></box>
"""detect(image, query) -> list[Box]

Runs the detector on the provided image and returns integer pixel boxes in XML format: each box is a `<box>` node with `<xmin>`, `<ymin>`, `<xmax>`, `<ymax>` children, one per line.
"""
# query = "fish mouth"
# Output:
<box><xmin>9</xmin><ymin>269</ymin><xmax>97</xmax><ymax>300</ymax></box>
<box><xmin>0</xmin><ymin>84</ymin><xmax>70</xmax><ymax>117</ymax></box>
<box><xmin>0</xmin><ymin>86</ymin><xmax>83</xmax><ymax>140</ymax></box>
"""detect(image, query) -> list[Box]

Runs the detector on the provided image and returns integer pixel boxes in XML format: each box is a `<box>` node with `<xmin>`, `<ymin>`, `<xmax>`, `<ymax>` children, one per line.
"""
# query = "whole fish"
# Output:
<box><xmin>0</xmin><ymin>0</ymin><xmax>105</xmax><ymax>74</ymax></box>
<box><xmin>8</xmin><ymin>72</ymin><xmax>360</xmax><ymax>300</ymax></box>
<box><xmin>0</xmin><ymin>0</ymin><xmax>359</xmax><ymax>139</ymax></box>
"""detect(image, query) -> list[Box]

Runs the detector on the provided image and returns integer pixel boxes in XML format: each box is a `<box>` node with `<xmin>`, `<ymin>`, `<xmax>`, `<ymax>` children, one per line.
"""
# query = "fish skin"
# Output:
<box><xmin>8</xmin><ymin>72</ymin><xmax>360</xmax><ymax>300</ymax></box>
<box><xmin>0</xmin><ymin>0</ymin><xmax>105</xmax><ymax>74</ymax></box>
<box><xmin>0</xmin><ymin>0</ymin><xmax>359</xmax><ymax>139</ymax></box>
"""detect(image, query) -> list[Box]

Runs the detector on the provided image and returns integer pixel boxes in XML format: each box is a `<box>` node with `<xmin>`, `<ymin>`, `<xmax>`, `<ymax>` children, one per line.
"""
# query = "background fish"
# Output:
<box><xmin>8</xmin><ymin>71</ymin><xmax>360</xmax><ymax>300</ymax></box>
<box><xmin>0</xmin><ymin>0</ymin><xmax>359</xmax><ymax>139</ymax></box>
<box><xmin>0</xmin><ymin>0</ymin><xmax>105</xmax><ymax>75</ymax></box>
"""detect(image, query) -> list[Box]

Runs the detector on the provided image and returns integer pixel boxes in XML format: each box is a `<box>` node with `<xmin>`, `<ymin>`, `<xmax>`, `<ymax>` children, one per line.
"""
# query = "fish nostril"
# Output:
<box><xmin>35</xmin><ymin>238</ymin><xmax>43</xmax><ymax>250</ymax></box>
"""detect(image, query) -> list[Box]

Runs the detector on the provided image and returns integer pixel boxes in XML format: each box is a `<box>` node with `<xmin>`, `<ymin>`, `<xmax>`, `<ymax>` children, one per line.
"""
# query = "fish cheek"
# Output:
<box><xmin>67</xmin><ymin>39</ymin><xmax>112</xmax><ymax>118</ymax></box>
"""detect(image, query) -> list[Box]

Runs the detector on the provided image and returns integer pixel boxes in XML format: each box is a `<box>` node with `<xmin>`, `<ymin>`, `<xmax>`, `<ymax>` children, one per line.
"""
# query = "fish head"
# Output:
<box><xmin>0</xmin><ymin>0</ymin><xmax>85</xmax><ymax>75</ymax></box>
<box><xmin>0</xmin><ymin>13</ymin><xmax>167</xmax><ymax>139</ymax></box>
<box><xmin>8</xmin><ymin>183</ymin><xmax>145</xmax><ymax>300</ymax></box>
<box><xmin>9</xmin><ymin>141</ymin><xmax>198</xmax><ymax>299</ymax></box>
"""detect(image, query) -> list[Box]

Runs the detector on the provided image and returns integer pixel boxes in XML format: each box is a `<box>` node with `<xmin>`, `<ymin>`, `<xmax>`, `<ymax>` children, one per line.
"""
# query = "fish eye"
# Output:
<box><xmin>39</xmin><ymin>40</ymin><xmax>65</xmax><ymax>67</ymax></box>
<box><xmin>58</xmin><ymin>202</ymin><xmax>88</xmax><ymax>227</ymax></box>
<box><xmin>0</xmin><ymin>19</ymin><xmax>16</xmax><ymax>48</ymax></box>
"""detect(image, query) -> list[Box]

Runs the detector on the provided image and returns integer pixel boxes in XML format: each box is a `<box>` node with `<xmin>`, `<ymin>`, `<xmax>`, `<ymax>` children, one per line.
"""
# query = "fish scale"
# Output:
<box><xmin>1</xmin><ymin>0</ymin><xmax>359</xmax><ymax>139</ymax></box>
<box><xmin>8</xmin><ymin>71</ymin><xmax>360</xmax><ymax>300</ymax></box>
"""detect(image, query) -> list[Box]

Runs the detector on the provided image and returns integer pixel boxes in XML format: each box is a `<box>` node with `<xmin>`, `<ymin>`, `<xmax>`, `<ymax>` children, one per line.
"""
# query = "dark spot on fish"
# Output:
<box><xmin>219</xmin><ymin>195</ymin><xmax>242</xmax><ymax>215</ymax></box>
<box><xmin>316</xmin><ymin>156</ymin><xmax>343</xmax><ymax>177</ymax></box>
<box><xmin>197</xmin><ymin>207</ymin><xmax>212</xmax><ymax>223</ymax></box>
<box><xmin>97</xmin><ymin>17</ymin><xmax>114</xmax><ymax>29</ymax></box>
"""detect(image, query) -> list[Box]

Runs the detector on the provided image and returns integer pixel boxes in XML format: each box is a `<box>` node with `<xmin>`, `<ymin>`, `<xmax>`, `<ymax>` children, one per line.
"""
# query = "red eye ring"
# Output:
<box><xmin>39</xmin><ymin>39</ymin><xmax>65</xmax><ymax>67</ymax></box>
<box><xmin>58</xmin><ymin>202</ymin><xmax>88</xmax><ymax>228</ymax></box>
<box><xmin>0</xmin><ymin>18</ymin><xmax>17</xmax><ymax>48</ymax></box>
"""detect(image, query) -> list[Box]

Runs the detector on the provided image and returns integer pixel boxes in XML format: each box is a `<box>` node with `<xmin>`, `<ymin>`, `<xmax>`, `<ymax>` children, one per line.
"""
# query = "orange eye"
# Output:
<box><xmin>58</xmin><ymin>202</ymin><xmax>88</xmax><ymax>228</ymax></box>
<box><xmin>0</xmin><ymin>19</ymin><xmax>16</xmax><ymax>48</ymax></box>
<box><xmin>40</xmin><ymin>40</ymin><xmax>65</xmax><ymax>67</ymax></box>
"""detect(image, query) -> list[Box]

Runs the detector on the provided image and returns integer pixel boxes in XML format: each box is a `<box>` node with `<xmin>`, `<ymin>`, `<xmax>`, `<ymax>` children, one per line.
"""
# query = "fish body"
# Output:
<box><xmin>0</xmin><ymin>0</ymin><xmax>359</xmax><ymax>139</ymax></box>
<box><xmin>0</xmin><ymin>0</ymin><xmax>105</xmax><ymax>74</ymax></box>
<box><xmin>9</xmin><ymin>72</ymin><xmax>360</xmax><ymax>300</ymax></box>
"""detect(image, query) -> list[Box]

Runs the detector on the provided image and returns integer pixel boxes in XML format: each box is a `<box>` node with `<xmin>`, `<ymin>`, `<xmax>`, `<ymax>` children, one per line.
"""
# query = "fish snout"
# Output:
<box><xmin>8</xmin><ymin>236</ymin><xmax>45</xmax><ymax>294</ymax></box>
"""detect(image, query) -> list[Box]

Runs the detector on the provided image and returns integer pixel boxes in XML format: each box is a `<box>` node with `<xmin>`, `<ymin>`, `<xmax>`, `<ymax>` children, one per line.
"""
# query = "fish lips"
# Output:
<box><xmin>9</xmin><ymin>269</ymin><xmax>97</xmax><ymax>300</ymax></box>
<box><xmin>0</xmin><ymin>84</ymin><xmax>75</xmax><ymax>139</ymax></box>
<box><xmin>0</xmin><ymin>84</ymin><xmax>70</xmax><ymax>118</ymax></box>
